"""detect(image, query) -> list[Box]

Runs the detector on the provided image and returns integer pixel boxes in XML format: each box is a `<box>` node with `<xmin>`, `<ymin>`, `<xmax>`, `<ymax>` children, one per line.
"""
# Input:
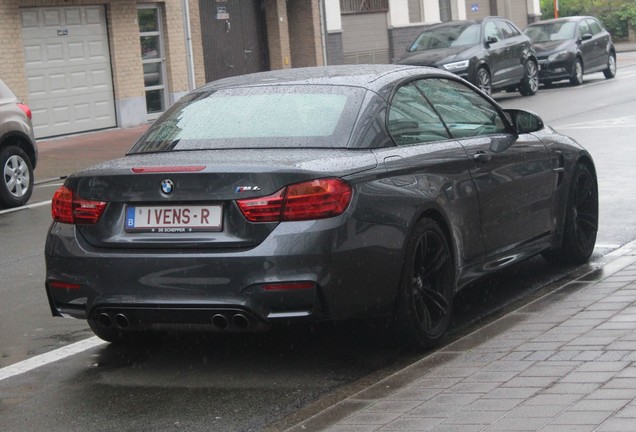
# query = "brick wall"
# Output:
<box><xmin>265</xmin><ymin>0</ymin><xmax>291</xmax><ymax>70</ymax></box>
<box><xmin>0</xmin><ymin>1</ymin><xmax>29</xmax><ymax>101</ymax></box>
<box><xmin>288</xmin><ymin>0</ymin><xmax>324</xmax><ymax>68</ymax></box>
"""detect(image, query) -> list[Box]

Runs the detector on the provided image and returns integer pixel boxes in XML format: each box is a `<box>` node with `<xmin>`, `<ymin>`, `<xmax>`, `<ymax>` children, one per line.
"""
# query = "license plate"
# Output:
<box><xmin>125</xmin><ymin>205</ymin><xmax>222</xmax><ymax>233</ymax></box>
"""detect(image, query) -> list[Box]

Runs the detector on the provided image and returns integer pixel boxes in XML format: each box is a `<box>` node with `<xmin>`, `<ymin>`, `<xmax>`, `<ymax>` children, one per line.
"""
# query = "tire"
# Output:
<box><xmin>543</xmin><ymin>163</ymin><xmax>598</xmax><ymax>265</ymax></box>
<box><xmin>476</xmin><ymin>67</ymin><xmax>492</xmax><ymax>96</ymax></box>
<box><xmin>519</xmin><ymin>59</ymin><xmax>539</xmax><ymax>96</ymax></box>
<box><xmin>394</xmin><ymin>218</ymin><xmax>455</xmax><ymax>349</ymax></box>
<box><xmin>569</xmin><ymin>58</ymin><xmax>583</xmax><ymax>86</ymax></box>
<box><xmin>0</xmin><ymin>146</ymin><xmax>34</xmax><ymax>208</ymax></box>
<box><xmin>603</xmin><ymin>52</ymin><xmax>616</xmax><ymax>79</ymax></box>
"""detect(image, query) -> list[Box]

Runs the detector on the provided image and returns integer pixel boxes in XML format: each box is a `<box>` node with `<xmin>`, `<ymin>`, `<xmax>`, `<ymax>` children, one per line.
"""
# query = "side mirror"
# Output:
<box><xmin>581</xmin><ymin>33</ymin><xmax>593</xmax><ymax>41</ymax></box>
<box><xmin>504</xmin><ymin>109</ymin><xmax>544</xmax><ymax>134</ymax></box>
<box><xmin>486</xmin><ymin>36</ymin><xmax>498</xmax><ymax>45</ymax></box>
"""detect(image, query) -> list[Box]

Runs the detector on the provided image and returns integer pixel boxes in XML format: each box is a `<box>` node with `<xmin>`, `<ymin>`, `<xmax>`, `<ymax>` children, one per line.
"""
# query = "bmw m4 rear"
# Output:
<box><xmin>45</xmin><ymin>65</ymin><xmax>597</xmax><ymax>347</ymax></box>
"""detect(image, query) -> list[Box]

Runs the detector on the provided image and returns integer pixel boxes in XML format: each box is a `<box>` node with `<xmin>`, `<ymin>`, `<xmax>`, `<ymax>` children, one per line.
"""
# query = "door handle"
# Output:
<box><xmin>473</xmin><ymin>151</ymin><xmax>491</xmax><ymax>164</ymax></box>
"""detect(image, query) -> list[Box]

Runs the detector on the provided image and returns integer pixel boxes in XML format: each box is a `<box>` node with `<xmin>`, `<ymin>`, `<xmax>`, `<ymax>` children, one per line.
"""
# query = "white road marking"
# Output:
<box><xmin>0</xmin><ymin>337</ymin><xmax>106</xmax><ymax>382</ymax></box>
<box><xmin>0</xmin><ymin>200</ymin><xmax>51</xmax><ymax>215</ymax></box>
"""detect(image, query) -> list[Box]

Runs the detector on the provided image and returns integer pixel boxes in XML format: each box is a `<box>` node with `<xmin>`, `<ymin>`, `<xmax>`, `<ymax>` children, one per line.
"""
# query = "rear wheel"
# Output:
<box><xmin>0</xmin><ymin>146</ymin><xmax>33</xmax><ymax>208</ymax></box>
<box><xmin>603</xmin><ymin>52</ymin><xmax>616</xmax><ymax>79</ymax></box>
<box><xmin>519</xmin><ymin>59</ymin><xmax>539</xmax><ymax>96</ymax></box>
<box><xmin>543</xmin><ymin>163</ymin><xmax>598</xmax><ymax>265</ymax></box>
<box><xmin>570</xmin><ymin>58</ymin><xmax>583</xmax><ymax>86</ymax></box>
<box><xmin>394</xmin><ymin>218</ymin><xmax>454</xmax><ymax>349</ymax></box>
<box><xmin>476</xmin><ymin>67</ymin><xmax>492</xmax><ymax>96</ymax></box>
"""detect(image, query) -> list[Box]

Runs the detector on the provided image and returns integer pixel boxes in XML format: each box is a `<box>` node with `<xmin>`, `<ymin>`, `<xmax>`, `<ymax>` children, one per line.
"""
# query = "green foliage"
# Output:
<box><xmin>539</xmin><ymin>0</ymin><xmax>636</xmax><ymax>40</ymax></box>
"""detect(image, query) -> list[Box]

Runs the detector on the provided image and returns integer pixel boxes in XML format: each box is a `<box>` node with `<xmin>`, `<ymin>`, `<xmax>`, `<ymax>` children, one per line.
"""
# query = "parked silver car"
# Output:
<box><xmin>0</xmin><ymin>78</ymin><xmax>37</xmax><ymax>208</ymax></box>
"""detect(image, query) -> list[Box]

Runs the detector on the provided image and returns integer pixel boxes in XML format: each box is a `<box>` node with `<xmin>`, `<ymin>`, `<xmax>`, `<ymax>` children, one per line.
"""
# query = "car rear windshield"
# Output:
<box><xmin>129</xmin><ymin>85</ymin><xmax>366</xmax><ymax>153</ymax></box>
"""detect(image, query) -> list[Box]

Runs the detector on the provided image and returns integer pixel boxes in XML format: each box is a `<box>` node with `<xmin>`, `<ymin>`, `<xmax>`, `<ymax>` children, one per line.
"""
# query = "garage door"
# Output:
<box><xmin>342</xmin><ymin>13</ymin><xmax>390</xmax><ymax>64</ymax></box>
<box><xmin>21</xmin><ymin>6</ymin><xmax>116</xmax><ymax>138</ymax></box>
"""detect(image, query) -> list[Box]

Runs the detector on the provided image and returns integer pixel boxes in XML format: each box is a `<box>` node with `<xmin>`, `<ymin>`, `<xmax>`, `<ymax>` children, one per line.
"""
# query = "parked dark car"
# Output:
<box><xmin>395</xmin><ymin>17</ymin><xmax>539</xmax><ymax>96</ymax></box>
<box><xmin>0</xmin><ymin>78</ymin><xmax>37</xmax><ymax>208</ymax></box>
<box><xmin>45</xmin><ymin>65</ymin><xmax>597</xmax><ymax>349</ymax></box>
<box><xmin>525</xmin><ymin>16</ymin><xmax>616</xmax><ymax>86</ymax></box>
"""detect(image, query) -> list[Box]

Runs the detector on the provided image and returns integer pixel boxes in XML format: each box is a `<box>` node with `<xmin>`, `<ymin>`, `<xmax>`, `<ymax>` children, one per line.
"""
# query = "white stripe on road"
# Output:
<box><xmin>0</xmin><ymin>200</ymin><xmax>51</xmax><ymax>215</ymax></box>
<box><xmin>0</xmin><ymin>337</ymin><xmax>106</xmax><ymax>382</ymax></box>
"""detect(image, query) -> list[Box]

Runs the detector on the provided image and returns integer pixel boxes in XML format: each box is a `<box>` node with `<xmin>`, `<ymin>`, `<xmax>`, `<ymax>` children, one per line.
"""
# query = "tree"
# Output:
<box><xmin>539</xmin><ymin>0</ymin><xmax>636</xmax><ymax>40</ymax></box>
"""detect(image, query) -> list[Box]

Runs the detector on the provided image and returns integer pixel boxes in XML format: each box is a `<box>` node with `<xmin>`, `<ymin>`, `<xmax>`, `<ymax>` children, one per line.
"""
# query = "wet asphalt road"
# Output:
<box><xmin>1</xmin><ymin>53</ymin><xmax>636</xmax><ymax>431</ymax></box>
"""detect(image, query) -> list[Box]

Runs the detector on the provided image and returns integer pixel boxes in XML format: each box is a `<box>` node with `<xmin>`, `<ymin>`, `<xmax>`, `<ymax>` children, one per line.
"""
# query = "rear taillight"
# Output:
<box><xmin>51</xmin><ymin>186</ymin><xmax>107</xmax><ymax>224</ymax></box>
<box><xmin>237</xmin><ymin>178</ymin><xmax>352</xmax><ymax>223</ymax></box>
<box><xmin>17</xmin><ymin>103</ymin><xmax>32</xmax><ymax>120</ymax></box>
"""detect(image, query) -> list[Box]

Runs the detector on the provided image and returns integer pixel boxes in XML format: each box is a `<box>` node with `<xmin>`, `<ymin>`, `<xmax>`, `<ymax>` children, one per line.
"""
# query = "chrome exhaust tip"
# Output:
<box><xmin>115</xmin><ymin>313</ymin><xmax>129</xmax><ymax>329</ymax></box>
<box><xmin>98</xmin><ymin>313</ymin><xmax>113</xmax><ymax>328</ymax></box>
<box><xmin>211</xmin><ymin>314</ymin><xmax>229</xmax><ymax>330</ymax></box>
<box><xmin>232</xmin><ymin>313</ymin><xmax>250</xmax><ymax>330</ymax></box>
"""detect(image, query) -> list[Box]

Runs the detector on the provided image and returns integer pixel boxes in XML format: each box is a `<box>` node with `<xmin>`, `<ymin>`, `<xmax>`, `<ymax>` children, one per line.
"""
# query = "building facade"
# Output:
<box><xmin>1</xmin><ymin>0</ymin><xmax>540</xmax><ymax>139</ymax></box>
<box><xmin>0</xmin><ymin>0</ymin><xmax>324</xmax><ymax>139</ymax></box>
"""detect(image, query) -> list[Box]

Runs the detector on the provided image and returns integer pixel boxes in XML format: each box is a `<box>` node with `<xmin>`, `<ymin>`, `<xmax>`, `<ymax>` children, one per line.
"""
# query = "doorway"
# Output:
<box><xmin>138</xmin><ymin>5</ymin><xmax>169</xmax><ymax>119</ymax></box>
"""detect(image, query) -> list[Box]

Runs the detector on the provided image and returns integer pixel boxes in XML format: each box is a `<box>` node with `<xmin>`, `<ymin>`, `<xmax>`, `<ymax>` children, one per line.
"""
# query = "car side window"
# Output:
<box><xmin>586</xmin><ymin>19</ymin><xmax>602</xmax><ymax>35</ymax></box>
<box><xmin>387</xmin><ymin>83</ymin><xmax>450</xmax><ymax>146</ymax></box>
<box><xmin>484</xmin><ymin>21</ymin><xmax>502</xmax><ymax>41</ymax></box>
<box><xmin>415</xmin><ymin>78</ymin><xmax>508</xmax><ymax>139</ymax></box>
<box><xmin>496</xmin><ymin>21</ymin><xmax>519</xmax><ymax>39</ymax></box>
<box><xmin>578</xmin><ymin>20</ymin><xmax>591</xmax><ymax>37</ymax></box>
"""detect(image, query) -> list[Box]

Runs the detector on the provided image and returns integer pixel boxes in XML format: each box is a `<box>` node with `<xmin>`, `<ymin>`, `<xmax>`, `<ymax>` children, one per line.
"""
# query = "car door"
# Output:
<box><xmin>494</xmin><ymin>19</ymin><xmax>527</xmax><ymax>83</ymax></box>
<box><xmin>586</xmin><ymin>18</ymin><xmax>610</xmax><ymax>70</ymax></box>
<box><xmin>415</xmin><ymin>77</ymin><xmax>555</xmax><ymax>255</ymax></box>
<box><xmin>577</xmin><ymin>19</ymin><xmax>598</xmax><ymax>70</ymax></box>
<box><xmin>483</xmin><ymin>20</ymin><xmax>510</xmax><ymax>86</ymax></box>
<box><xmin>379</xmin><ymin>81</ymin><xmax>485</xmax><ymax>265</ymax></box>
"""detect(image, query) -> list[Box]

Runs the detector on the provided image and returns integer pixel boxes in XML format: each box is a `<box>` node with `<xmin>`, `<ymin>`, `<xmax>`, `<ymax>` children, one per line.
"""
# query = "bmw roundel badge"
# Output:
<box><xmin>160</xmin><ymin>179</ymin><xmax>174</xmax><ymax>195</ymax></box>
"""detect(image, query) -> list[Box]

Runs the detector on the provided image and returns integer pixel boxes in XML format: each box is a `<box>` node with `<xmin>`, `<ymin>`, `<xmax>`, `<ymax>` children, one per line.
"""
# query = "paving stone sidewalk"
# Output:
<box><xmin>287</xmin><ymin>243</ymin><xmax>636</xmax><ymax>432</ymax></box>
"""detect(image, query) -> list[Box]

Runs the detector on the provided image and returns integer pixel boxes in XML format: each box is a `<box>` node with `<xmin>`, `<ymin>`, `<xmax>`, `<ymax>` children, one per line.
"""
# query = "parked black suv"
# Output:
<box><xmin>396</xmin><ymin>17</ymin><xmax>539</xmax><ymax>97</ymax></box>
<box><xmin>0</xmin><ymin>79</ymin><xmax>37</xmax><ymax>208</ymax></box>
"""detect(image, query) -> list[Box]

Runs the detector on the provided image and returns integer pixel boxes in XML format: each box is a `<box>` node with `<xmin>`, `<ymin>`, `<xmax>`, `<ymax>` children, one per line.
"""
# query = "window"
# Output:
<box><xmin>129</xmin><ymin>85</ymin><xmax>366</xmax><ymax>153</ymax></box>
<box><xmin>415</xmin><ymin>79</ymin><xmax>508</xmax><ymax>139</ymax></box>
<box><xmin>340</xmin><ymin>0</ymin><xmax>388</xmax><ymax>14</ymax></box>
<box><xmin>586</xmin><ymin>18</ymin><xmax>602</xmax><ymax>35</ymax></box>
<box><xmin>497</xmin><ymin>21</ymin><xmax>520</xmax><ymax>39</ymax></box>
<box><xmin>388</xmin><ymin>83</ymin><xmax>449</xmax><ymax>146</ymax></box>
<box><xmin>578</xmin><ymin>20</ymin><xmax>591</xmax><ymax>37</ymax></box>
<box><xmin>484</xmin><ymin>21</ymin><xmax>502</xmax><ymax>41</ymax></box>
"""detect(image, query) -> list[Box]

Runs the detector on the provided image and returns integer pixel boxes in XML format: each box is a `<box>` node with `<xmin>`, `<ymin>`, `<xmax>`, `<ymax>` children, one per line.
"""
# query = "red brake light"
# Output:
<box><xmin>237</xmin><ymin>179</ymin><xmax>352</xmax><ymax>222</ymax></box>
<box><xmin>17</xmin><ymin>103</ymin><xmax>32</xmax><ymax>120</ymax></box>
<box><xmin>52</xmin><ymin>186</ymin><xmax>107</xmax><ymax>224</ymax></box>
<box><xmin>49</xmin><ymin>280</ymin><xmax>82</xmax><ymax>290</ymax></box>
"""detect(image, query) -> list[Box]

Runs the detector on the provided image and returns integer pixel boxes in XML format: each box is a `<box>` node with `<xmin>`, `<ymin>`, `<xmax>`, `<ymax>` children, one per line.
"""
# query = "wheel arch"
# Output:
<box><xmin>0</xmin><ymin>131</ymin><xmax>37</xmax><ymax>169</ymax></box>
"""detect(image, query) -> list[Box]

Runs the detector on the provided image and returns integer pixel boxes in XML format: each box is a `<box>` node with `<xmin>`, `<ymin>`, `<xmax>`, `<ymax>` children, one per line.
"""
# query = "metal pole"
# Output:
<box><xmin>554</xmin><ymin>0</ymin><xmax>559</xmax><ymax>18</ymax></box>
<box><xmin>182</xmin><ymin>0</ymin><xmax>196</xmax><ymax>90</ymax></box>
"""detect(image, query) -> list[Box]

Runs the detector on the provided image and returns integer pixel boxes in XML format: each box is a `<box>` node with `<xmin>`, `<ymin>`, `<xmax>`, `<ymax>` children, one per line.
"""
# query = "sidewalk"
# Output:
<box><xmin>284</xmin><ymin>243</ymin><xmax>636</xmax><ymax>432</ymax></box>
<box><xmin>35</xmin><ymin>124</ymin><xmax>148</xmax><ymax>182</ymax></box>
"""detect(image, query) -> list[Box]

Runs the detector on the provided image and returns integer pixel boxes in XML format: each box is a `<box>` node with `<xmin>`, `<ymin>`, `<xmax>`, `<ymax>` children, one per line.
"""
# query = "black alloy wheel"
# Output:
<box><xmin>476</xmin><ymin>67</ymin><xmax>492</xmax><ymax>96</ymax></box>
<box><xmin>519</xmin><ymin>59</ymin><xmax>539</xmax><ymax>96</ymax></box>
<box><xmin>395</xmin><ymin>218</ymin><xmax>454</xmax><ymax>349</ymax></box>
<box><xmin>570</xmin><ymin>58</ymin><xmax>584</xmax><ymax>86</ymax></box>
<box><xmin>543</xmin><ymin>163</ymin><xmax>598</xmax><ymax>265</ymax></box>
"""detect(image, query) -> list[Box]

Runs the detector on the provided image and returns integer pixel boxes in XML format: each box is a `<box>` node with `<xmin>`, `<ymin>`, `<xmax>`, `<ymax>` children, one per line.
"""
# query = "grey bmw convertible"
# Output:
<box><xmin>45</xmin><ymin>65</ymin><xmax>598</xmax><ymax>348</ymax></box>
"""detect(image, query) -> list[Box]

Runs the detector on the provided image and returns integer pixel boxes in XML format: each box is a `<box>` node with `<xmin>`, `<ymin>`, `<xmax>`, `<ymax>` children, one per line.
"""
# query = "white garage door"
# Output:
<box><xmin>342</xmin><ymin>13</ymin><xmax>390</xmax><ymax>65</ymax></box>
<box><xmin>21</xmin><ymin>6</ymin><xmax>116</xmax><ymax>138</ymax></box>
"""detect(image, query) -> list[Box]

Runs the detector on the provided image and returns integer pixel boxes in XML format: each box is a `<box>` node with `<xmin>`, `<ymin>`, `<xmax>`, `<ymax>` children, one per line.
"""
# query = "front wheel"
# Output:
<box><xmin>543</xmin><ymin>163</ymin><xmax>598</xmax><ymax>265</ymax></box>
<box><xmin>570</xmin><ymin>58</ymin><xmax>583</xmax><ymax>86</ymax></box>
<box><xmin>603</xmin><ymin>52</ymin><xmax>616</xmax><ymax>79</ymax></box>
<box><xmin>394</xmin><ymin>218</ymin><xmax>455</xmax><ymax>349</ymax></box>
<box><xmin>519</xmin><ymin>59</ymin><xmax>539</xmax><ymax>96</ymax></box>
<box><xmin>476</xmin><ymin>67</ymin><xmax>492</xmax><ymax>96</ymax></box>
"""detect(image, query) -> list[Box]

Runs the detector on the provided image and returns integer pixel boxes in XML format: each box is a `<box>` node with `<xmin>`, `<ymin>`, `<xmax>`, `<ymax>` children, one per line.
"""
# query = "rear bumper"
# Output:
<box><xmin>45</xmin><ymin>216</ymin><xmax>404</xmax><ymax>331</ymax></box>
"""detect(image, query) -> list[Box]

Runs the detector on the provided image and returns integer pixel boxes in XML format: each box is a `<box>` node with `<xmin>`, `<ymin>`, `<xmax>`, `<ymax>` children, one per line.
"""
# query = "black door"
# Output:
<box><xmin>199</xmin><ymin>0</ymin><xmax>268</xmax><ymax>82</ymax></box>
